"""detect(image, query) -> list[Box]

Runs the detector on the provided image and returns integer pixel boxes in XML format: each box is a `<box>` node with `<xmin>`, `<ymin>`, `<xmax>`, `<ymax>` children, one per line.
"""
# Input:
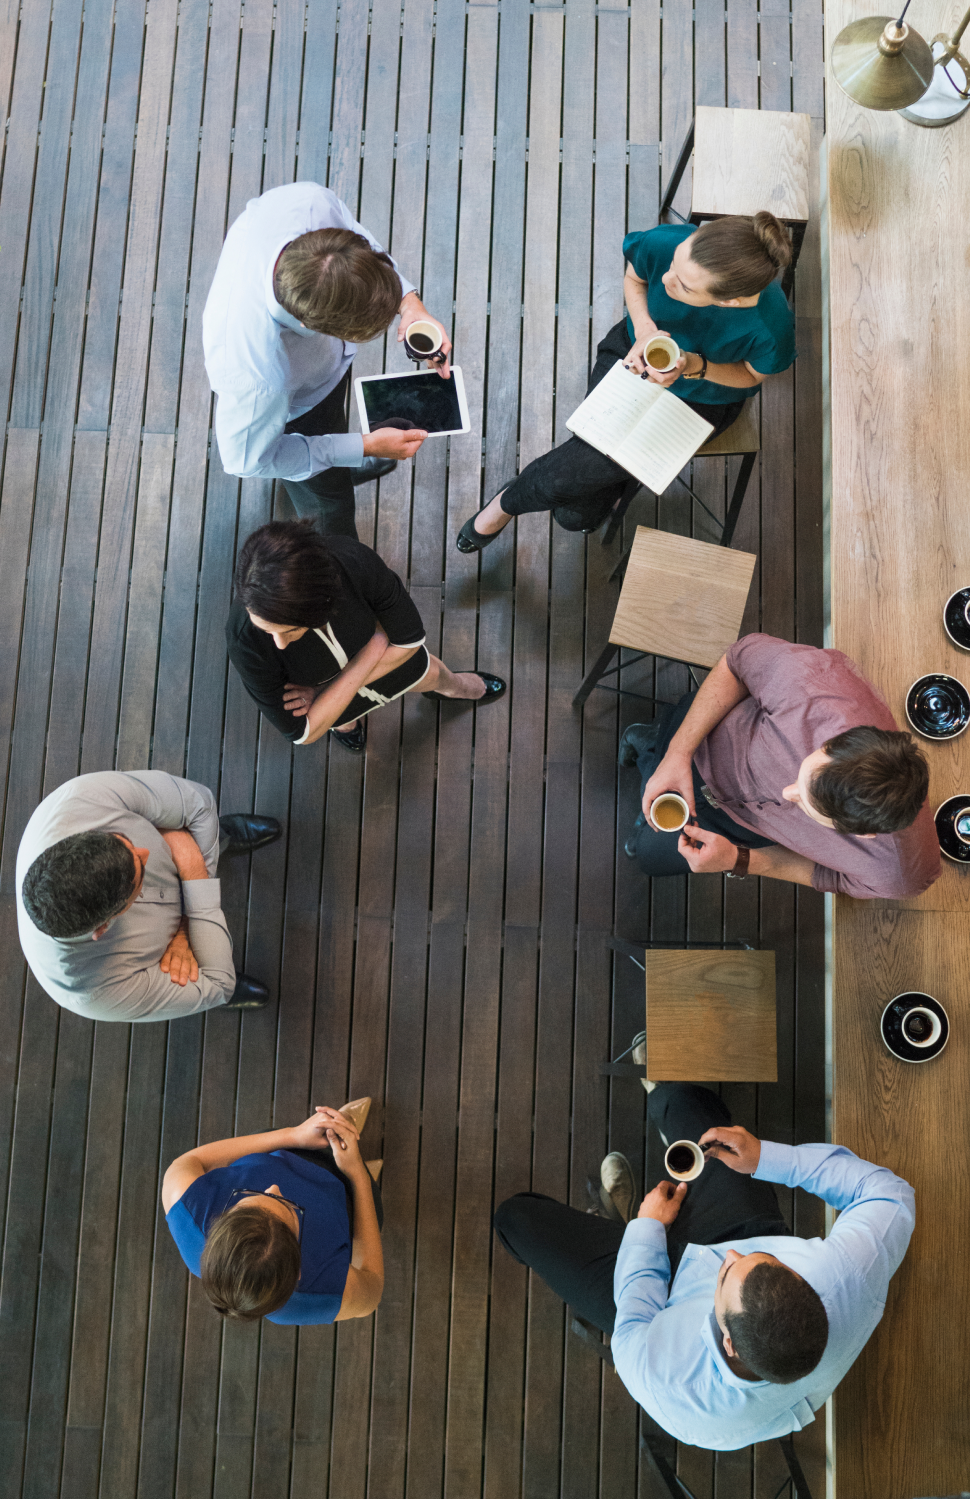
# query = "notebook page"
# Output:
<box><xmin>612</xmin><ymin>391</ymin><xmax>714</xmax><ymax>493</ymax></box>
<box><xmin>565</xmin><ymin>361</ymin><xmax>665</xmax><ymax>457</ymax></box>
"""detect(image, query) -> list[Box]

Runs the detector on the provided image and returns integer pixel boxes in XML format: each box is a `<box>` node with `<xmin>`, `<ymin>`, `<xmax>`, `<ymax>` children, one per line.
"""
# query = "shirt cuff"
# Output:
<box><xmin>753</xmin><ymin>1139</ymin><xmax>798</xmax><ymax>1183</ymax></box>
<box><xmin>398</xmin><ymin>275</ymin><xmax>418</xmax><ymax>300</ymax></box>
<box><xmin>181</xmin><ymin>877</ymin><xmax>223</xmax><ymax>913</ymax></box>
<box><xmin>294</xmin><ymin>718</ymin><xmax>311</xmax><ymax>745</ymax></box>
<box><xmin>324</xmin><ymin>431</ymin><xmax>365</xmax><ymax>467</ymax></box>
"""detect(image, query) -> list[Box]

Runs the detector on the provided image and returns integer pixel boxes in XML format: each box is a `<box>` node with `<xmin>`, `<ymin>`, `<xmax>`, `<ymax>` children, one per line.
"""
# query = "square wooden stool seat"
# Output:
<box><xmin>645</xmin><ymin>948</ymin><xmax>777</xmax><ymax>1082</ymax></box>
<box><xmin>660</xmin><ymin>106</ymin><xmax>811</xmax><ymax>299</ymax></box>
<box><xmin>574</xmin><ymin>526</ymin><xmax>755</xmax><ymax>707</ymax></box>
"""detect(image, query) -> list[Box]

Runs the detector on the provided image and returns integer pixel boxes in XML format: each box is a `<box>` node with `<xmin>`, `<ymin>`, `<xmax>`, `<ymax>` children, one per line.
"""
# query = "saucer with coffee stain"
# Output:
<box><xmin>880</xmin><ymin>992</ymin><xmax>949</xmax><ymax>1064</ymax></box>
<box><xmin>905</xmin><ymin>674</ymin><xmax>970</xmax><ymax>739</ymax></box>
<box><xmin>935</xmin><ymin>794</ymin><xmax>970</xmax><ymax>862</ymax></box>
<box><xmin>943</xmin><ymin>587</ymin><xmax>970</xmax><ymax>650</ymax></box>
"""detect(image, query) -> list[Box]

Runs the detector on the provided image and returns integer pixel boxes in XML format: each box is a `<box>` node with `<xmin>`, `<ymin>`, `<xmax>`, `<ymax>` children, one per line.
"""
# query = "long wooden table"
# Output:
<box><xmin>824</xmin><ymin>4</ymin><xmax>970</xmax><ymax>1493</ymax></box>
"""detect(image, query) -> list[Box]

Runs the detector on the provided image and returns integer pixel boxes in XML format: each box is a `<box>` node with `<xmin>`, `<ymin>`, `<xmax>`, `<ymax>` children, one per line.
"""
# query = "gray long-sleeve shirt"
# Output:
<box><xmin>16</xmin><ymin>771</ymin><xmax>235</xmax><ymax>1021</ymax></box>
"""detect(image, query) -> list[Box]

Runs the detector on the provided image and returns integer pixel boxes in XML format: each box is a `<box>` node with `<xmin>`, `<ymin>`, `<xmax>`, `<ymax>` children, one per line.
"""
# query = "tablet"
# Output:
<box><xmin>354</xmin><ymin>367</ymin><xmax>470</xmax><ymax>437</ymax></box>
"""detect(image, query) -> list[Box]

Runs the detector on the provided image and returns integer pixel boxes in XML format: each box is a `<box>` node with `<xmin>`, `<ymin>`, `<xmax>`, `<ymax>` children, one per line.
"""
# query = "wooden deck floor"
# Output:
<box><xmin>0</xmin><ymin>2</ymin><xmax>826</xmax><ymax>1496</ymax></box>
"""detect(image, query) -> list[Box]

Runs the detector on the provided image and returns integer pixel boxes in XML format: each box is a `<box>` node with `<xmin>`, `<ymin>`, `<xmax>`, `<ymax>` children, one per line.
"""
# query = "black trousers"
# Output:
<box><xmin>287</xmin><ymin>1145</ymin><xmax>384</xmax><ymax>1231</ymax></box>
<box><xmin>493</xmin><ymin>1083</ymin><xmax>790</xmax><ymax>1335</ymax></box>
<box><xmin>629</xmin><ymin>693</ymin><xmax>775</xmax><ymax>877</ymax></box>
<box><xmin>282</xmin><ymin>372</ymin><xmax>359</xmax><ymax>540</ymax></box>
<box><xmin>499</xmin><ymin>321</ymin><xmax>746</xmax><ymax>532</ymax></box>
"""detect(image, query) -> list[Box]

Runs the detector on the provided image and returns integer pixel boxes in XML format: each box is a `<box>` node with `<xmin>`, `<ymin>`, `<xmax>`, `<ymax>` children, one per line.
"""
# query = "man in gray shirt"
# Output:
<box><xmin>16</xmin><ymin>770</ymin><xmax>280</xmax><ymax>1021</ymax></box>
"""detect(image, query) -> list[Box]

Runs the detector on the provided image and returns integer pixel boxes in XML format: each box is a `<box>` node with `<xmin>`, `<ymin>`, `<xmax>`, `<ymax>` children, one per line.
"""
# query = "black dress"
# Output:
<box><xmin>226</xmin><ymin>536</ymin><xmax>429</xmax><ymax>739</ymax></box>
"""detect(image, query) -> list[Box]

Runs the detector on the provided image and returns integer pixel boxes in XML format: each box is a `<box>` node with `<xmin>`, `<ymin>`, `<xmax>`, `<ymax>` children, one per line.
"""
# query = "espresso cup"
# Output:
<box><xmin>648</xmin><ymin>792</ymin><xmax>690</xmax><ymax>833</ymax></box>
<box><xmin>403</xmin><ymin>319</ymin><xmax>446</xmax><ymax>364</ymax></box>
<box><xmin>665</xmin><ymin>1139</ymin><xmax>705</xmax><ymax>1182</ymax></box>
<box><xmin>643</xmin><ymin>335</ymin><xmax>680</xmax><ymax>374</ymax></box>
<box><xmin>901</xmin><ymin>1005</ymin><xmax>943</xmax><ymax>1048</ymax></box>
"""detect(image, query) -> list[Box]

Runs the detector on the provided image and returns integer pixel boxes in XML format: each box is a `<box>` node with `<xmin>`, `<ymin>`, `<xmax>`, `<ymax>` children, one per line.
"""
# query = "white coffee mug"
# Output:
<box><xmin>900</xmin><ymin>1005</ymin><xmax>943</xmax><ymax>1048</ymax></box>
<box><xmin>665</xmin><ymin>1139</ymin><xmax>705</xmax><ymax>1182</ymax></box>
<box><xmin>643</xmin><ymin>335</ymin><xmax>680</xmax><ymax>374</ymax></box>
<box><xmin>648</xmin><ymin>792</ymin><xmax>690</xmax><ymax>833</ymax></box>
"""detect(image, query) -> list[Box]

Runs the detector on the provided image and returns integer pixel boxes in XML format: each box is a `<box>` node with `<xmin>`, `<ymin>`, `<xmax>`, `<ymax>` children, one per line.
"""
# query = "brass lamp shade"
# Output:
<box><xmin>832</xmin><ymin>17</ymin><xmax>935</xmax><ymax>108</ymax></box>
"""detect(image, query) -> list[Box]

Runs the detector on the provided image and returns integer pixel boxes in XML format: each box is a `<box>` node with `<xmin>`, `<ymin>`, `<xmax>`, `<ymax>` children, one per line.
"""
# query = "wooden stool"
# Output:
<box><xmin>573</xmin><ymin>526</ymin><xmax>755</xmax><ymax>709</ymax></box>
<box><xmin>642</xmin><ymin>947</ymin><xmax>777</xmax><ymax>1081</ymax></box>
<box><xmin>660</xmin><ymin>106</ymin><xmax>811</xmax><ymax>300</ymax></box>
<box><xmin>600</xmin><ymin>396</ymin><xmax>760</xmax><ymax>548</ymax></box>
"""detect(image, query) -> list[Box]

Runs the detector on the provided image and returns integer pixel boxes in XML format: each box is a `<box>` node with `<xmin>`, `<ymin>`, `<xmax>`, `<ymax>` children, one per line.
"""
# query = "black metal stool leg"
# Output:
<box><xmin>659</xmin><ymin>119</ymin><xmax>696</xmax><ymax>220</ymax></box>
<box><xmin>601</xmin><ymin>476</ymin><xmax>641</xmax><ymax>547</ymax></box>
<box><xmin>573</xmin><ymin>642</ymin><xmax>620</xmax><ymax>708</ymax></box>
<box><xmin>720</xmin><ymin>450</ymin><xmax>757</xmax><ymax>548</ymax></box>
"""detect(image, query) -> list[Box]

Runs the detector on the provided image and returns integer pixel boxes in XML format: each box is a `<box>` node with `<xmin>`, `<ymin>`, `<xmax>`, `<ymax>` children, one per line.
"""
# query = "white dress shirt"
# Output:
<box><xmin>611</xmin><ymin>1141</ymin><xmax>915</xmax><ymax>1450</ymax></box>
<box><xmin>16</xmin><ymin>771</ymin><xmax>236</xmax><ymax>1021</ymax></box>
<box><xmin>203</xmin><ymin>183</ymin><xmax>415</xmax><ymax>481</ymax></box>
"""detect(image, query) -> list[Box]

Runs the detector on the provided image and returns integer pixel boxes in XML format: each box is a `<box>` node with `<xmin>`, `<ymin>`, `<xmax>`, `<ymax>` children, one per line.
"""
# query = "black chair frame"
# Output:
<box><xmin>601</xmin><ymin>450</ymin><xmax>756</xmax><ymax>550</ymax></box>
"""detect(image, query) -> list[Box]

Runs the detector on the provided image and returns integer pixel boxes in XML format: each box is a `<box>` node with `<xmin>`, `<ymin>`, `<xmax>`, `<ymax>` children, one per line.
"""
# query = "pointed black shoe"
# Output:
<box><xmin>624</xmin><ymin>812</ymin><xmax>646</xmax><ymax>859</ymax></box>
<box><xmin>618</xmin><ymin>721</ymin><xmax>660</xmax><ymax>769</ymax></box>
<box><xmin>423</xmin><ymin>672</ymin><xmax>506</xmax><ymax>704</ymax></box>
<box><xmin>224</xmin><ymin>974</ymin><xmax>270</xmax><ymax>1009</ymax></box>
<box><xmin>331</xmin><ymin>719</ymin><xmax>367</xmax><ymax>752</ymax></box>
<box><xmin>456</xmin><ymin>480</ymin><xmax>518</xmax><ymax>554</ymax></box>
<box><xmin>219</xmin><ymin>814</ymin><xmax>282</xmax><ymax>855</ymax></box>
<box><xmin>347</xmin><ymin>456</ymin><xmax>397</xmax><ymax>485</ymax></box>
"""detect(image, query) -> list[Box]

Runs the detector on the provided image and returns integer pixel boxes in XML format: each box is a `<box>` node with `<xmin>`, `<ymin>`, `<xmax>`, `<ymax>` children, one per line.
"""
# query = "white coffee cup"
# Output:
<box><xmin>643</xmin><ymin>335</ymin><xmax>681</xmax><ymax>374</ymax></box>
<box><xmin>665</xmin><ymin>1139</ymin><xmax>705</xmax><ymax>1182</ymax></box>
<box><xmin>901</xmin><ymin>1005</ymin><xmax>943</xmax><ymax>1048</ymax></box>
<box><xmin>648</xmin><ymin>792</ymin><xmax>690</xmax><ymax>833</ymax></box>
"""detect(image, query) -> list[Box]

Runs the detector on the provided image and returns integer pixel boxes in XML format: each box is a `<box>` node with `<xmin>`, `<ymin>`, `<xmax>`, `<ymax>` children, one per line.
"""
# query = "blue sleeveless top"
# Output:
<box><xmin>165</xmin><ymin>1149</ymin><xmax>351</xmax><ymax>1324</ymax></box>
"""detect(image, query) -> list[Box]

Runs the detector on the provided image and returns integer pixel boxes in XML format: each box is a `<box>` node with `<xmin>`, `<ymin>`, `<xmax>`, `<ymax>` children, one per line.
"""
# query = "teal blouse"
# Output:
<box><xmin>622</xmin><ymin>224</ymin><xmax>796</xmax><ymax>403</ymax></box>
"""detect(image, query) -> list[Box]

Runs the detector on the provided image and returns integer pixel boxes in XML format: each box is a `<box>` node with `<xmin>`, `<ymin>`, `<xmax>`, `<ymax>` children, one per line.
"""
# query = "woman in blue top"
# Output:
<box><xmin>456</xmin><ymin>212</ymin><xmax>796</xmax><ymax>549</ymax></box>
<box><xmin>162</xmin><ymin>1099</ymin><xmax>383</xmax><ymax>1324</ymax></box>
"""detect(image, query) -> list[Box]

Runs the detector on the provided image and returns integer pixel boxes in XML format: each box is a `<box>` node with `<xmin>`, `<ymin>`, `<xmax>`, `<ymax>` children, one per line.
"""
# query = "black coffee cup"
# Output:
<box><xmin>403</xmin><ymin>319</ymin><xmax>446</xmax><ymax>365</ymax></box>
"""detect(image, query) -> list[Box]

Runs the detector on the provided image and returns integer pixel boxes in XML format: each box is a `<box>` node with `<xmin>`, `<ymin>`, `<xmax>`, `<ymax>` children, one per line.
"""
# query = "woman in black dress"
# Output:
<box><xmin>226</xmin><ymin>520</ymin><xmax>505</xmax><ymax>751</ymax></box>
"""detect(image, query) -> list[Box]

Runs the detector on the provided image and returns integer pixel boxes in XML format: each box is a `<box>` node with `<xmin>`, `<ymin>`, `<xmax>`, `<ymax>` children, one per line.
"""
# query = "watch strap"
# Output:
<box><xmin>727</xmin><ymin>844</ymin><xmax>750</xmax><ymax>879</ymax></box>
<box><xmin>683</xmin><ymin>353</ymin><xmax>708</xmax><ymax>380</ymax></box>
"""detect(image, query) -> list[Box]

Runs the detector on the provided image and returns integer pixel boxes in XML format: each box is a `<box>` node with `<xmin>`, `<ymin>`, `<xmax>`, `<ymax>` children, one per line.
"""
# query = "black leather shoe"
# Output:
<box><xmin>347</xmin><ymin>457</ymin><xmax>397</xmax><ymax>485</ymax></box>
<box><xmin>224</xmin><ymin>974</ymin><xmax>270</xmax><ymax>1009</ymax></box>
<box><xmin>624</xmin><ymin>812</ymin><xmax>646</xmax><ymax>859</ymax></box>
<box><xmin>618</xmin><ymin>722</ymin><xmax>660</xmax><ymax>769</ymax></box>
<box><xmin>219</xmin><ymin>814</ymin><xmax>282</xmax><ymax>855</ymax></box>
<box><xmin>455</xmin><ymin>479</ymin><xmax>518</xmax><ymax>554</ymax></box>
<box><xmin>423</xmin><ymin>672</ymin><xmax>506</xmax><ymax>704</ymax></box>
<box><xmin>331</xmin><ymin>720</ymin><xmax>367</xmax><ymax>752</ymax></box>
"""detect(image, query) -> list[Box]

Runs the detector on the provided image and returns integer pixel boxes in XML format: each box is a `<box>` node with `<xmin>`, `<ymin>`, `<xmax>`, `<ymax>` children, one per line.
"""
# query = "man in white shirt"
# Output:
<box><xmin>493</xmin><ymin>1083</ymin><xmax>914</xmax><ymax>1450</ymax></box>
<box><xmin>203</xmin><ymin>182</ymin><xmax>451</xmax><ymax>539</ymax></box>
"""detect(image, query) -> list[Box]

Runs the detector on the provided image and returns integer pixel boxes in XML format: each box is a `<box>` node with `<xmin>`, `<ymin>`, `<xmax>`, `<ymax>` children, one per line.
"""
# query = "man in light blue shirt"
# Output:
<box><xmin>203</xmin><ymin>182</ymin><xmax>451</xmax><ymax>538</ymax></box>
<box><xmin>494</xmin><ymin>1083</ymin><xmax>914</xmax><ymax>1451</ymax></box>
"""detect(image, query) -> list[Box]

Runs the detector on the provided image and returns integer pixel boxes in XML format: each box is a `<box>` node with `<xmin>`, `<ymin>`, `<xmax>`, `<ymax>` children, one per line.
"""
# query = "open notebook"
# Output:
<box><xmin>566</xmin><ymin>360</ymin><xmax>715</xmax><ymax>494</ymax></box>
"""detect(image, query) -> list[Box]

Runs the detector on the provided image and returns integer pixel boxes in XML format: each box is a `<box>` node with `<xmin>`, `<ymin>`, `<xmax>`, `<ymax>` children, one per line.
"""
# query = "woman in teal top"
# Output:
<box><xmin>456</xmin><ymin>212</ymin><xmax>795</xmax><ymax>550</ymax></box>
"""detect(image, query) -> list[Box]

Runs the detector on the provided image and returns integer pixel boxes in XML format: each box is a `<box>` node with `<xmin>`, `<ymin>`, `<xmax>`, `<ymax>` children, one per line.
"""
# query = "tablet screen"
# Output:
<box><xmin>358</xmin><ymin>372</ymin><xmax>465</xmax><ymax>434</ymax></box>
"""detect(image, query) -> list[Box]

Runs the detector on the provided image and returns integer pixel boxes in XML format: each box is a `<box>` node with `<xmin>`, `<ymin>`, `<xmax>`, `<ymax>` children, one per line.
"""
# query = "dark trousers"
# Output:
<box><xmin>499</xmin><ymin>321</ymin><xmax>745</xmax><ymax>532</ymax></box>
<box><xmin>282</xmin><ymin>372</ymin><xmax>358</xmax><ymax>540</ymax></box>
<box><xmin>288</xmin><ymin>1145</ymin><xmax>384</xmax><ymax>1230</ymax></box>
<box><xmin>629</xmin><ymin>692</ymin><xmax>775</xmax><ymax>876</ymax></box>
<box><xmin>493</xmin><ymin>1083</ymin><xmax>790</xmax><ymax>1335</ymax></box>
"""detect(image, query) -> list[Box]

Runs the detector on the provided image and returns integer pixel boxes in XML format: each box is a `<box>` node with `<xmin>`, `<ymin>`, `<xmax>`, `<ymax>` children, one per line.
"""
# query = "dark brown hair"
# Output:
<box><xmin>273</xmin><ymin>227</ymin><xmax>402</xmax><ymax>339</ymax></box>
<box><xmin>724</xmin><ymin>1261</ymin><xmax>828</xmax><ymax>1384</ymax></box>
<box><xmin>200</xmin><ymin>1204</ymin><xmax>301</xmax><ymax>1320</ymax></box>
<box><xmin>810</xmin><ymin>725</ymin><xmax>929</xmax><ymax>835</ymax></box>
<box><xmin>688</xmin><ymin>211</ymin><xmax>792</xmax><ymax>299</ymax></box>
<box><xmin>235</xmin><ymin>519</ymin><xmax>342</xmax><ymax>629</ymax></box>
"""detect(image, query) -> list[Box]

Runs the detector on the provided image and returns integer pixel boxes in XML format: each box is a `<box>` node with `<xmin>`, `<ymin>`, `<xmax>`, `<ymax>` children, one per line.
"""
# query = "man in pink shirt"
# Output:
<box><xmin>621</xmin><ymin>634</ymin><xmax>940</xmax><ymax>899</ymax></box>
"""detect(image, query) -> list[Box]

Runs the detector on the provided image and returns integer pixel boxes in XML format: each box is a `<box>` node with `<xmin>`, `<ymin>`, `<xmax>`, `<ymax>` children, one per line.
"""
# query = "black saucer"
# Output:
<box><xmin>905</xmin><ymin>674</ymin><xmax>970</xmax><ymax>740</ymax></box>
<box><xmin>943</xmin><ymin>587</ymin><xmax>970</xmax><ymax>650</ymax></box>
<box><xmin>935</xmin><ymin>794</ymin><xmax>970</xmax><ymax>862</ymax></box>
<box><xmin>880</xmin><ymin>992</ymin><xmax>949</xmax><ymax>1064</ymax></box>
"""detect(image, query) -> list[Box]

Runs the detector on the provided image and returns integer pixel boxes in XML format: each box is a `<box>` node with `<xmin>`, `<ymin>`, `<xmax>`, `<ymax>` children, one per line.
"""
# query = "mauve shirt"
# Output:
<box><xmin>693</xmin><ymin>635</ymin><xmax>941</xmax><ymax>899</ymax></box>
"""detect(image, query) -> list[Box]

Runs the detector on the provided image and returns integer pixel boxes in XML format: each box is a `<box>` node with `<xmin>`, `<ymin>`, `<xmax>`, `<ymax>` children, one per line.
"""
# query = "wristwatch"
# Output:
<box><xmin>682</xmin><ymin>353</ymin><xmax>708</xmax><ymax>381</ymax></box>
<box><xmin>726</xmin><ymin>845</ymin><xmax>750</xmax><ymax>879</ymax></box>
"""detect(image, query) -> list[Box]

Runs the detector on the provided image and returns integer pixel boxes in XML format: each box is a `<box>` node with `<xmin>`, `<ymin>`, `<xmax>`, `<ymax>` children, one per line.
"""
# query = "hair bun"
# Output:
<box><xmin>752</xmin><ymin>210</ymin><xmax>792</xmax><ymax>271</ymax></box>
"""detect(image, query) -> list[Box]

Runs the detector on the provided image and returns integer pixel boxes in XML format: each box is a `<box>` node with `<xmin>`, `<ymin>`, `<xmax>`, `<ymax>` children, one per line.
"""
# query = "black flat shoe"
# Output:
<box><xmin>455</xmin><ymin>480</ymin><xmax>517</xmax><ymax>554</ymax></box>
<box><xmin>331</xmin><ymin>720</ymin><xmax>367</xmax><ymax>752</ymax></box>
<box><xmin>423</xmin><ymin>672</ymin><xmax>506</xmax><ymax>704</ymax></box>
<box><xmin>347</xmin><ymin>456</ymin><xmax>397</xmax><ymax>485</ymax></box>
<box><xmin>618</xmin><ymin>722</ymin><xmax>660</xmax><ymax>769</ymax></box>
<box><xmin>624</xmin><ymin>811</ymin><xmax>646</xmax><ymax>859</ymax></box>
<box><xmin>219</xmin><ymin>813</ymin><xmax>282</xmax><ymax>854</ymax></box>
<box><xmin>224</xmin><ymin>973</ymin><xmax>270</xmax><ymax>1009</ymax></box>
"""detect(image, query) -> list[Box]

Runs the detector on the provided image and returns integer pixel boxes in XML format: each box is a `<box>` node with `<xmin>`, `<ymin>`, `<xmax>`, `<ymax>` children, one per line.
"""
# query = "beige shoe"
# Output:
<box><xmin>599</xmin><ymin>1152</ymin><xmax>636</xmax><ymax>1223</ymax></box>
<box><xmin>365</xmin><ymin>1158</ymin><xmax>383</xmax><ymax>1182</ymax></box>
<box><xmin>339</xmin><ymin>1097</ymin><xmax>372</xmax><ymax>1133</ymax></box>
<box><xmin>630</xmin><ymin>1033</ymin><xmax>655</xmax><ymax>1093</ymax></box>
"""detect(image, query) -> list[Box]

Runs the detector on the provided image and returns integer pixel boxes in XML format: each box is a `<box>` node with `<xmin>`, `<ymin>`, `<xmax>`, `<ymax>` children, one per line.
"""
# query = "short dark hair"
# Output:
<box><xmin>273</xmin><ymin>227</ymin><xmax>402</xmax><ymax>340</ymax></box>
<box><xmin>21</xmin><ymin>832</ymin><xmax>137</xmax><ymax>938</ymax></box>
<box><xmin>234</xmin><ymin>519</ymin><xmax>342</xmax><ymax>630</ymax></box>
<box><xmin>809</xmin><ymin>725</ymin><xmax>929</xmax><ymax>834</ymax></box>
<box><xmin>689</xmin><ymin>211</ymin><xmax>792</xmax><ymax>299</ymax></box>
<box><xmin>724</xmin><ymin>1262</ymin><xmax>828</xmax><ymax>1384</ymax></box>
<box><xmin>200</xmin><ymin>1204</ymin><xmax>301</xmax><ymax>1320</ymax></box>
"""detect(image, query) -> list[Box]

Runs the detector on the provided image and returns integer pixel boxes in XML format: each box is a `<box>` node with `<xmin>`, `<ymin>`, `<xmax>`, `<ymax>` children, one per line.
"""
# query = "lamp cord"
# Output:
<box><xmin>895</xmin><ymin>0</ymin><xmax>913</xmax><ymax>26</ymax></box>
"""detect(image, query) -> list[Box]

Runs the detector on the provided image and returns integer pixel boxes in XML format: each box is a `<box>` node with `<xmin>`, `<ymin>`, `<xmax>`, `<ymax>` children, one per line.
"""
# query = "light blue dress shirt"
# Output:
<box><xmin>202</xmin><ymin>182</ymin><xmax>415</xmax><ymax>482</ymax></box>
<box><xmin>611</xmin><ymin>1141</ymin><xmax>915</xmax><ymax>1450</ymax></box>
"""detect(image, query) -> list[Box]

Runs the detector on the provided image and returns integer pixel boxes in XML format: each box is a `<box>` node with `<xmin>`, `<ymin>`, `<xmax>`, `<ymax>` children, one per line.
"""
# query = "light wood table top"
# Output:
<box><xmin>824</xmin><ymin>3</ymin><xmax>970</xmax><ymax>1492</ymax></box>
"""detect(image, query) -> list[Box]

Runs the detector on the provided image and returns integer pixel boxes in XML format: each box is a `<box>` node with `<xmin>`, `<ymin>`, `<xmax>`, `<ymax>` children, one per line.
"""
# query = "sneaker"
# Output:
<box><xmin>599</xmin><ymin>1152</ymin><xmax>636</xmax><ymax>1223</ymax></box>
<box><xmin>618</xmin><ymin>721</ymin><xmax>660</xmax><ymax>768</ymax></box>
